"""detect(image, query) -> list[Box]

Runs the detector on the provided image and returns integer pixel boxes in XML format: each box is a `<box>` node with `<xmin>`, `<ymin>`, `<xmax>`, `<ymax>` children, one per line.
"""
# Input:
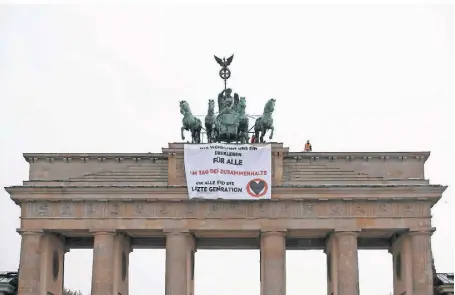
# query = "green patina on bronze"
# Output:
<box><xmin>180</xmin><ymin>55</ymin><xmax>276</xmax><ymax>143</ymax></box>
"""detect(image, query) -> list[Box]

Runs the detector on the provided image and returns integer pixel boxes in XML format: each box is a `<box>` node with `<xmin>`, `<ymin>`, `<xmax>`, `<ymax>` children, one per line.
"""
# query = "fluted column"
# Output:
<box><xmin>410</xmin><ymin>229</ymin><xmax>434</xmax><ymax>295</ymax></box>
<box><xmin>113</xmin><ymin>234</ymin><xmax>131</xmax><ymax>295</ymax></box>
<box><xmin>91</xmin><ymin>231</ymin><xmax>116</xmax><ymax>295</ymax></box>
<box><xmin>260</xmin><ymin>231</ymin><xmax>286</xmax><ymax>295</ymax></box>
<box><xmin>390</xmin><ymin>233</ymin><xmax>413</xmax><ymax>295</ymax></box>
<box><xmin>17</xmin><ymin>230</ymin><xmax>43</xmax><ymax>295</ymax></box>
<box><xmin>165</xmin><ymin>231</ymin><xmax>194</xmax><ymax>295</ymax></box>
<box><xmin>336</xmin><ymin>232</ymin><xmax>359</xmax><ymax>295</ymax></box>
<box><xmin>39</xmin><ymin>233</ymin><xmax>66</xmax><ymax>295</ymax></box>
<box><xmin>325</xmin><ymin>231</ymin><xmax>359</xmax><ymax>295</ymax></box>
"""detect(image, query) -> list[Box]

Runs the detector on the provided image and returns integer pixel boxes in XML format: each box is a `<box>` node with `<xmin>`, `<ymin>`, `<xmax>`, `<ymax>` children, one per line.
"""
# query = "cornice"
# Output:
<box><xmin>22</xmin><ymin>151</ymin><xmax>430</xmax><ymax>163</ymax></box>
<box><xmin>23</xmin><ymin>153</ymin><xmax>167</xmax><ymax>163</ymax></box>
<box><xmin>5</xmin><ymin>184</ymin><xmax>447</xmax><ymax>204</ymax></box>
<box><xmin>285</xmin><ymin>151</ymin><xmax>430</xmax><ymax>162</ymax></box>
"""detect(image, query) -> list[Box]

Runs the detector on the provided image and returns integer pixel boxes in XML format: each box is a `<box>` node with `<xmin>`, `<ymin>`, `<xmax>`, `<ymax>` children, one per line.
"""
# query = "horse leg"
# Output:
<box><xmin>254</xmin><ymin>129</ymin><xmax>260</xmax><ymax>142</ymax></box>
<box><xmin>195</xmin><ymin>128</ymin><xmax>200</xmax><ymax>143</ymax></box>
<box><xmin>260</xmin><ymin>129</ymin><xmax>266</xmax><ymax>143</ymax></box>
<box><xmin>181</xmin><ymin>127</ymin><xmax>186</xmax><ymax>140</ymax></box>
<box><xmin>269</xmin><ymin>126</ymin><xmax>274</xmax><ymax>140</ymax></box>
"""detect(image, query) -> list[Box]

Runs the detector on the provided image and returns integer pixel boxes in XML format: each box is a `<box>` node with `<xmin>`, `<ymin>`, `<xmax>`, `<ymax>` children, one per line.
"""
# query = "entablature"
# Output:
<box><xmin>5</xmin><ymin>184</ymin><xmax>446</xmax><ymax>204</ymax></box>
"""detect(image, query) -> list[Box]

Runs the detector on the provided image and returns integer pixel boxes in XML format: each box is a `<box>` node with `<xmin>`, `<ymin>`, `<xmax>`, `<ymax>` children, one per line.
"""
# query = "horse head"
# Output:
<box><xmin>208</xmin><ymin>99</ymin><xmax>215</xmax><ymax>112</ymax></box>
<box><xmin>238</xmin><ymin>97</ymin><xmax>246</xmax><ymax>110</ymax></box>
<box><xmin>264</xmin><ymin>98</ymin><xmax>276</xmax><ymax>114</ymax></box>
<box><xmin>179</xmin><ymin>100</ymin><xmax>190</xmax><ymax>115</ymax></box>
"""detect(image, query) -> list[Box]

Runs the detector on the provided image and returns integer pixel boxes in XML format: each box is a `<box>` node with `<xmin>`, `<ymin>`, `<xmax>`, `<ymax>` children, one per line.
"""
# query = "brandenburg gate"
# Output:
<box><xmin>5</xmin><ymin>143</ymin><xmax>447</xmax><ymax>295</ymax></box>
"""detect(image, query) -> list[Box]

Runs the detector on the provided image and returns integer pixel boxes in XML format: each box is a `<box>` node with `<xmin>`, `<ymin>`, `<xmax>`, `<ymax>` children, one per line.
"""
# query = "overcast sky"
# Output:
<box><xmin>0</xmin><ymin>3</ymin><xmax>453</xmax><ymax>295</ymax></box>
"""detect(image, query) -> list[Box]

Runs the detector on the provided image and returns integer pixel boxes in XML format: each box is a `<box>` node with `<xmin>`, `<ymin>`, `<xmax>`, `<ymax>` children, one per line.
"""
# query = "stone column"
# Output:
<box><xmin>390</xmin><ymin>233</ymin><xmax>413</xmax><ymax>295</ymax></box>
<box><xmin>17</xmin><ymin>230</ymin><xmax>43</xmax><ymax>295</ymax></box>
<box><xmin>165</xmin><ymin>231</ymin><xmax>195</xmax><ymax>295</ymax></box>
<box><xmin>165</xmin><ymin>231</ymin><xmax>194</xmax><ymax>295</ymax></box>
<box><xmin>325</xmin><ymin>231</ymin><xmax>359</xmax><ymax>295</ymax></box>
<box><xmin>260</xmin><ymin>231</ymin><xmax>286</xmax><ymax>295</ymax></box>
<box><xmin>409</xmin><ymin>229</ymin><xmax>434</xmax><ymax>295</ymax></box>
<box><xmin>186</xmin><ymin>237</ymin><xmax>196</xmax><ymax>295</ymax></box>
<box><xmin>91</xmin><ymin>231</ymin><xmax>116</xmax><ymax>295</ymax></box>
<box><xmin>39</xmin><ymin>233</ymin><xmax>66</xmax><ymax>295</ymax></box>
<box><xmin>112</xmin><ymin>234</ymin><xmax>131</xmax><ymax>295</ymax></box>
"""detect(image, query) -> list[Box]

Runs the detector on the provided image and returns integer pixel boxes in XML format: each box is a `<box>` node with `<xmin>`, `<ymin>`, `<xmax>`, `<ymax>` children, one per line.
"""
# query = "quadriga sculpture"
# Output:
<box><xmin>204</xmin><ymin>99</ymin><xmax>216</xmax><ymax>143</ymax></box>
<box><xmin>180</xmin><ymin>100</ymin><xmax>202</xmax><ymax>143</ymax></box>
<box><xmin>236</xmin><ymin>97</ymin><xmax>249</xmax><ymax>144</ymax></box>
<box><xmin>181</xmin><ymin>94</ymin><xmax>276</xmax><ymax>144</ymax></box>
<box><xmin>254</xmin><ymin>98</ymin><xmax>276</xmax><ymax>143</ymax></box>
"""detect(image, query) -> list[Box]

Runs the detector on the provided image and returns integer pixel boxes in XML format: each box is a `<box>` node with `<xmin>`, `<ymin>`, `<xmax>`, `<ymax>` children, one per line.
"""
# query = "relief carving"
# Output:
<box><xmin>59</xmin><ymin>203</ymin><xmax>73</xmax><ymax>217</ymax></box>
<box><xmin>352</xmin><ymin>203</ymin><xmax>368</xmax><ymax>216</ymax></box>
<box><xmin>403</xmin><ymin>203</ymin><xmax>415</xmax><ymax>216</ymax></box>
<box><xmin>329</xmin><ymin>202</ymin><xmax>345</xmax><ymax>216</ymax></box>
<box><xmin>36</xmin><ymin>202</ymin><xmax>51</xmax><ymax>217</ymax></box>
<box><xmin>136</xmin><ymin>204</ymin><xmax>144</xmax><ymax>214</ymax></box>
<box><xmin>276</xmin><ymin>202</ymin><xmax>291</xmax><ymax>218</ymax></box>
<box><xmin>183</xmin><ymin>201</ymin><xmax>198</xmax><ymax>217</ymax></box>
<box><xmin>25</xmin><ymin>200</ymin><xmax>428</xmax><ymax>220</ymax></box>
<box><xmin>110</xmin><ymin>203</ymin><xmax>120</xmax><ymax>216</ymax></box>
<box><xmin>302</xmin><ymin>203</ymin><xmax>315</xmax><ymax>216</ymax></box>
<box><xmin>376</xmin><ymin>202</ymin><xmax>392</xmax><ymax>216</ymax></box>
<box><xmin>130</xmin><ymin>203</ymin><xmax>152</xmax><ymax>217</ymax></box>
<box><xmin>84</xmin><ymin>202</ymin><xmax>102</xmax><ymax>217</ymax></box>
<box><xmin>88</xmin><ymin>204</ymin><xmax>96</xmax><ymax>215</ymax></box>
<box><xmin>158</xmin><ymin>203</ymin><xmax>170</xmax><ymax>216</ymax></box>
<box><xmin>205</xmin><ymin>202</ymin><xmax>224</xmax><ymax>218</ymax></box>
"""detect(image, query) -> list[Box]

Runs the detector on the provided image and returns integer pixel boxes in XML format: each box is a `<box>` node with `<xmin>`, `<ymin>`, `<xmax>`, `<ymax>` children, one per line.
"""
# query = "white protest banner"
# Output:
<box><xmin>184</xmin><ymin>143</ymin><xmax>272</xmax><ymax>200</ymax></box>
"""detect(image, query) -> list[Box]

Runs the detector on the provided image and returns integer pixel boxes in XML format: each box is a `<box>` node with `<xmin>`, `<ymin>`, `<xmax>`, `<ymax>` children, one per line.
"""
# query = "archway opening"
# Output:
<box><xmin>63</xmin><ymin>249</ymin><xmax>93</xmax><ymax>295</ymax></box>
<box><xmin>287</xmin><ymin>250</ymin><xmax>327</xmax><ymax>295</ymax></box>
<box><xmin>195</xmin><ymin>250</ymin><xmax>260</xmax><ymax>295</ymax></box>
<box><xmin>359</xmin><ymin>250</ymin><xmax>393</xmax><ymax>295</ymax></box>
<box><xmin>129</xmin><ymin>249</ymin><xmax>166</xmax><ymax>295</ymax></box>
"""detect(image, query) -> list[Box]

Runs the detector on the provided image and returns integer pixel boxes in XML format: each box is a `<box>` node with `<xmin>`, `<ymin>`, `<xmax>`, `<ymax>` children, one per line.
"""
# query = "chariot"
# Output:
<box><xmin>180</xmin><ymin>55</ymin><xmax>276</xmax><ymax>144</ymax></box>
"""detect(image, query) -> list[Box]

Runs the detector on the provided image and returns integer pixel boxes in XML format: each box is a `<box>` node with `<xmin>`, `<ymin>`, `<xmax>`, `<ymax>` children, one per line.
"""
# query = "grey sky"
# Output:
<box><xmin>0</xmin><ymin>3</ymin><xmax>453</xmax><ymax>295</ymax></box>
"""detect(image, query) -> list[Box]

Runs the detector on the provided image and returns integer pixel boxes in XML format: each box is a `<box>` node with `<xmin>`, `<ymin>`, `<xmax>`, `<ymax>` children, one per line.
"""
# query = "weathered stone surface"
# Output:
<box><xmin>5</xmin><ymin>145</ymin><xmax>448</xmax><ymax>295</ymax></box>
<box><xmin>165</xmin><ymin>232</ymin><xmax>194</xmax><ymax>295</ymax></box>
<box><xmin>17</xmin><ymin>231</ymin><xmax>43</xmax><ymax>295</ymax></box>
<box><xmin>335</xmin><ymin>232</ymin><xmax>360</xmax><ymax>295</ymax></box>
<box><xmin>261</xmin><ymin>231</ymin><xmax>286</xmax><ymax>295</ymax></box>
<box><xmin>91</xmin><ymin>232</ymin><xmax>116</xmax><ymax>295</ymax></box>
<box><xmin>410</xmin><ymin>230</ymin><xmax>434</xmax><ymax>295</ymax></box>
<box><xmin>23</xmin><ymin>200</ymin><xmax>433</xmax><ymax>219</ymax></box>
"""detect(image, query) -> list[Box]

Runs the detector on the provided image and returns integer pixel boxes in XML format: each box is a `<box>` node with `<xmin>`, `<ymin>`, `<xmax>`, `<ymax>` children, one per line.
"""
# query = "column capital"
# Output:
<box><xmin>333</xmin><ymin>230</ymin><xmax>360</xmax><ymax>237</ymax></box>
<box><xmin>89</xmin><ymin>229</ymin><xmax>117</xmax><ymax>235</ymax></box>
<box><xmin>16</xmin><ymin>229</ymin><xmax>44</xmax><ymax>236</ymax></box>
<box><xmin>409</xmin><ymin>227</ymin><xmax>436</xmax><ymax>236</ymax></box>
<box><xmin>164</xmin><ymin>229</ymin><xmax>191</xmax><ymax>237</ymax></box>
<box><xmin>260</xmin><ymin>229</ymin><xmax>287</xmax><ymax>237</ymax></box>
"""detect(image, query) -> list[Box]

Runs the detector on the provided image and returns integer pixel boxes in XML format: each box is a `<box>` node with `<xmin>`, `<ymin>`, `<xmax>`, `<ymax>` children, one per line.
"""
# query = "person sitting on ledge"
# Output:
<box><xmin>304</xmin><ymin>140</ymin><xmax>312</xmax><ymax>152</ymax></box>
<box><xmin>251</xmin><ymin>135</ymin><xmax>256</xmax><ymax>143</ymax></box>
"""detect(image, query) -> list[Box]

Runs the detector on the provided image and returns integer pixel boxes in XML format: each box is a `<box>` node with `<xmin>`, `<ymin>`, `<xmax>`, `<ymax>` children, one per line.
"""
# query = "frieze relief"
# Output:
<box><xmin>25</xmin><ymin>200</ymin><xmax>431</xmax><ymax>219</ymax></box>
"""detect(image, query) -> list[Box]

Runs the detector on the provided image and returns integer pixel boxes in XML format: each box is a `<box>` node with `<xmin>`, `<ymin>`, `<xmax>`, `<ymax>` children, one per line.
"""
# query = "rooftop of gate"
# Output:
<box><xmin>22</xmin><ymin>145</ymin><xmax>431</xmax><ymax>162</ymax></box>
<box><xmin>18</xmin><ymin>142</ymin><xmax>433</xmax><ymax>186</ymax></box>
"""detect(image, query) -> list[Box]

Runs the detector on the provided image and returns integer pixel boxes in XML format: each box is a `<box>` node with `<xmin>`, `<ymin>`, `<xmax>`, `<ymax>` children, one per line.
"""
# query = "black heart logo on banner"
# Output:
<box><xmin>248</xmin><ymin>179</ymin><xmax>266</xmax><ymax>195</ymax></box>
